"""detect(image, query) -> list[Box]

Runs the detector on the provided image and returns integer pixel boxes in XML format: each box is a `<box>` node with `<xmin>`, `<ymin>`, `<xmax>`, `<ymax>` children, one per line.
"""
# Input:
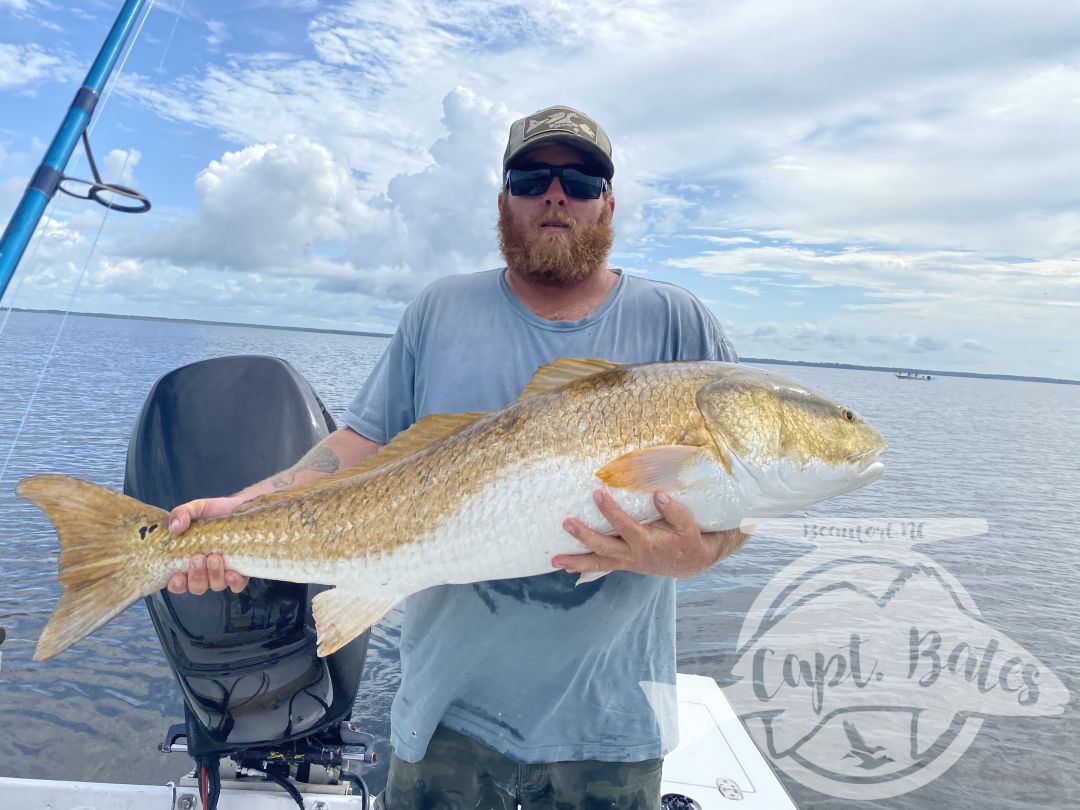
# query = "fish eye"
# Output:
<box><xmin>841</xmin><ymin>407</ymin><xmax>855</xmax><ymax>422</ymax></box>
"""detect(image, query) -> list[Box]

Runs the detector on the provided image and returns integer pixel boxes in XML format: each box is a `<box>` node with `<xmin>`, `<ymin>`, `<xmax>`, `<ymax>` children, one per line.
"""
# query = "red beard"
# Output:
<box><xmin>497</xmin><ymin>202</ymin><xmax>614</xmax><ymax>287</ymax></box>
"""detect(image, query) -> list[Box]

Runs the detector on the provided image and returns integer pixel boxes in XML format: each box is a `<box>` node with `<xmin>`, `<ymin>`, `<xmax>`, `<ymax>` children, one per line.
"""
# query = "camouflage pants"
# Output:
<box><xmin>375</xmin><ymin>724</ymin><xmax>663</xmax><ymax>810</ymax></box>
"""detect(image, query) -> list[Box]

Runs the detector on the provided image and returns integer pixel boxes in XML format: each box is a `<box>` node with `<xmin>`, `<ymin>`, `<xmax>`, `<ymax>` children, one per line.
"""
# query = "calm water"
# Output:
<box><xmin>0</xmin><ymin>310</ymin><xmax>1076</xmax><ymax>808</ymax></box>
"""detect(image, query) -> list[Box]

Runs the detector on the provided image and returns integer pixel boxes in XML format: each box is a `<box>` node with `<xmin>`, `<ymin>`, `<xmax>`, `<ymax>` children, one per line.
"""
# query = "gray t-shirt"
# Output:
<box><xmin>344</xmin><ymin>268</ymin><xmax>736</xmax><ymax>764</ymax></box>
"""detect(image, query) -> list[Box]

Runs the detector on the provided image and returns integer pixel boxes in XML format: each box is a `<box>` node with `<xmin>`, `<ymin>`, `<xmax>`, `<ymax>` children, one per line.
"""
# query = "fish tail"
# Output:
<box><xmin>17</xmin><ymin>474</ymin><xmax>171</xmax><ymax>661</ymax></box>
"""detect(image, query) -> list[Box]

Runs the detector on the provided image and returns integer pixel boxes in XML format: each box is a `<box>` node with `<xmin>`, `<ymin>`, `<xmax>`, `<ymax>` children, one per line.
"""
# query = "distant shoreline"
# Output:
<box><xmin>8</xmin><ymin>307</ymin><xmax>393</xmax><ymax>340</ymax></box>
<box><xmin>739</xmin><ymin>357</ymin><xmax>1080</xmax><ymax>386</ymax></box>
<box><xmin>9</xmin><ymin>307</ymin><xmax>1080</xmax><ymax>386</ymax></box>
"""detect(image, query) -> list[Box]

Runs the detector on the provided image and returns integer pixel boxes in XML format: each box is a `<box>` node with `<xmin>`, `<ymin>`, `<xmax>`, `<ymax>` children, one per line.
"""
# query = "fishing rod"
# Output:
<box><xmin>0</xmin><ymin>0</ymin><xmax>151</xmax><ymax>304</ymax></box>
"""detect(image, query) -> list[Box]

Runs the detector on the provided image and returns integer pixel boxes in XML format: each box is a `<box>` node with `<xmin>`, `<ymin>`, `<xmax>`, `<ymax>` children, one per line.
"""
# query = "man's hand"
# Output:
<box><xmin>161</xmin><ymin>428</ymin><xmax>382</xmax><ymax>597</ymax></box>
<box><xmin>166</xmin><ymin>496</ymin><xmax>249</xmax><ymax>595</ymax></box>
<box><xmin>555</xmin><ymin>489</ymin><xmax>750</xmax><ymax>579</ymax></box>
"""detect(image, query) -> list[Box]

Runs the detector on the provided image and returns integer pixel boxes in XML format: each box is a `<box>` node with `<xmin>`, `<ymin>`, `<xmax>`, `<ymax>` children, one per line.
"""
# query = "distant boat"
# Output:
<box><xmin>896</xmin><ymin>371</ymin><xmax>933</xmax><ymax>380</ymax></box>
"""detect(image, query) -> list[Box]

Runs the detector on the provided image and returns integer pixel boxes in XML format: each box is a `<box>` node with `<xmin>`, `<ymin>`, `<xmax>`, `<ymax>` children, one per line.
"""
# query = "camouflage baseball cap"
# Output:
<box><xmin>503</xmin><ymin>105</ymin><xmax>614</xmax><ymax>179</ymax></box>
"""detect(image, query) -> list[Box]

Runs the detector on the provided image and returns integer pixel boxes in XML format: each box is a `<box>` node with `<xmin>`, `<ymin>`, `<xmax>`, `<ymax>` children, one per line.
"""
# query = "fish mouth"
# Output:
<box><xmin>846</xmin><ymin>443</ymin><xmax>886</xmax><ymax>483</ymax></box>
<box><xmin>847</xmin><ymin>443</ymin><xmax>886</xmax><ymax>464</ymax></box>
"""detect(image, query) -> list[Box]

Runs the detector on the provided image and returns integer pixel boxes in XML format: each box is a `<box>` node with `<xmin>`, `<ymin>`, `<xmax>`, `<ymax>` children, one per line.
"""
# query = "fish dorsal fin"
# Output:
<box><xmin>359</xmin><ymin>412</ymin><xmax>489</xmax><ymax>469</ymax></box>
<box><xmin>234</xmin><ymin>412</ymin><xmax>487</xmax><ymax>514</ymax></box>
<box><xmin>234</xmin><ymin>465</ymin><xmax>368</xmax><ymax>513</ymax></box>
<box><xmin>517</xmin><ymin>358</ymin><xmax>623</xmax><ymax>401</ymax></box>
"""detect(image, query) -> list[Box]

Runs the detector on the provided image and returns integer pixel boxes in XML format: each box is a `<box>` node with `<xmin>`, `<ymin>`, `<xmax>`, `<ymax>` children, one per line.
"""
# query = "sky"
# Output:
<box><xmin>1</xmin><ymin>0</ymin><xmax>1078</xmax><ymax>378</ymax></box>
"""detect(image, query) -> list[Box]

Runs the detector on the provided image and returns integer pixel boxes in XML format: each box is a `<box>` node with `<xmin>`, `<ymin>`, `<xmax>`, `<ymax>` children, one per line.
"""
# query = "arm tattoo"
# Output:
<box><xmin>269</xmin><ymin>445</ymin><xmax>341</xmax><ymax>491</ymax></box>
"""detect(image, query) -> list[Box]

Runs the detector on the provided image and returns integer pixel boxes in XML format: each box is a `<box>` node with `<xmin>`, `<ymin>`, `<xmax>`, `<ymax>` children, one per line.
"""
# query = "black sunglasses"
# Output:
<box><xmin>505</xmin><ymin>164</ymin><xmax>610</xmax><ymax>200</ymax></box>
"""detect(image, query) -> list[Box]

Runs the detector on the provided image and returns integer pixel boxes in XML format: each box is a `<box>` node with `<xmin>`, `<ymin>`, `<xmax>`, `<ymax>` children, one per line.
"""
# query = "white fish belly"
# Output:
<box><xmin>216</xmin><ymin>450</ymin><xmax>859</xmax><ymax>597</ymax></box>
<box><xmin>215</xmin><ymin>452</ymin><xmax>752</xmax><ymax>596</ymax></box>
<box><xmin>348</xmin><ymin>452</ymin><xmax>746</xmax><ymax>592</ymax></box>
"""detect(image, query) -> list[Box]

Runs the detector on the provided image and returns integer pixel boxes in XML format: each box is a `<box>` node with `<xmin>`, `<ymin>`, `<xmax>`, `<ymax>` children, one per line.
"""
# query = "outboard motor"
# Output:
<box><xmin>124</xmin><ymin>355</ymin><xmax>373</xmax><ymax>807</ymax></box>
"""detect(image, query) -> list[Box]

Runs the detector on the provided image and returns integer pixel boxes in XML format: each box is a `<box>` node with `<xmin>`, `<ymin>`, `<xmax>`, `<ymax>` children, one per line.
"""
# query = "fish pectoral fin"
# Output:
<box><xmin>312</xmin><ymin>588</ymin><xmax>400</xmax><ymax>657</ymax></box>
<box><xmin>595</xmin><ymin>445</ymin><xmax>707</xmax><ymax>493</ymax></box>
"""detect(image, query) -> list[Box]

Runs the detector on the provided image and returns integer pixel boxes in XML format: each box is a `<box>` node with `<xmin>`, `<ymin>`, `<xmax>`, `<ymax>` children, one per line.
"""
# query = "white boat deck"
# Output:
<box><xmin>662</xmin><ymin>674</ymin><xmax>797</xmax><ymax>809</ymax></box>
<box><xmin>0</xmin><ymin>674</ymin><xmax>796</xmax><ymax>809</ymax></box>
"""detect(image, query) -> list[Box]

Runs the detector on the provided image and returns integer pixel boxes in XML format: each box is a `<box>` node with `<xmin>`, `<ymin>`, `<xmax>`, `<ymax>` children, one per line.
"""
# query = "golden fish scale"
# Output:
<box><xmin>161</xmin><ymin>363</ymin><xmax>727</xmax><ymax>568</ymax></box>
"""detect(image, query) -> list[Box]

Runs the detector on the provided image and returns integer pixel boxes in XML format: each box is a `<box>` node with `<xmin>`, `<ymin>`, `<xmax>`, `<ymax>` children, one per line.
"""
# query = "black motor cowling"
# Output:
<box><xmin>124</xmin><ymin>355</ymin><xmax>368</xmax><ymax>758</ymax></box>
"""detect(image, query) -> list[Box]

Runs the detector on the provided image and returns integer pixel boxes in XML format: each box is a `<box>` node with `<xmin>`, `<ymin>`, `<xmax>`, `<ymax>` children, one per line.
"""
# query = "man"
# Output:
<box><xmin>167</xmin><ymin>105</ymin><xmax>744</xmax><ymax>809</ymax></box>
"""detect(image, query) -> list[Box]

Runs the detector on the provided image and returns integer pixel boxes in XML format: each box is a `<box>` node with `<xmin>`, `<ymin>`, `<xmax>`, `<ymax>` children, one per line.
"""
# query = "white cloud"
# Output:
<box><xmin>365</xmin><ymin>87</ymin><xmax>507</xmax><ymax>294</ymax></box>
<box><xmin>133</xmin><ymin>135</ymin><xmax>381</xmax><ymax>273</ymax></box>
<box><xmin>152</xmin><ymin>1</ymin><xmax>200</xmax><ymax>22</ymax></box>
<box><xmin>733</xmin><ymin>321</ymin><xmax>876</xmax><ymax>356</ymax></box>
<box><xmin>116</xmin><ymin>60</ymin><xmax>434</xmax><ymax>196</ymax></box>
<box><xmin>730</xmin><ymin>64</ymin><xmax>1080</xmax><ymax>259</ymax></box>
<box><xmin>696</xmin><ymin>235</ymin><xmax>760</xmax><ymax>246</ymax></box>
<box><xmin>8</xmin><ymin>85</ymin><xmax>508</xmax><ymax>328</ymax></box>
<box><xmin>668</xmin><ymin>246</ymin><xmax>1080</xmax><ymax>322</ymax></box>
<box><xmin>865</xmin><ymin>333</ymin><xmax>950</xmax><ymax>354</ymax></box>
<box><xmin>961</xmin><ymin>339</ymin><xmax>993</xmax><ymax>354</ymax></box>
<box><xmin>92</xmin><ymin>257</ymin><xmax>144</xmax><ymax>284</ymax></box>
<box><xmin>0</xmin><ymin>0</ymin><xmax>30</xmax><ymax>11</ymax></box>
<box><xmin>123</xmin><ymin>88</ymin><xmax>505</xmax><ymax>306</ymax></box>
<box><xmin>115</xmin><ymin>1</ymin><xmax>1080</xmax><ymax>261</ymax></box>
<box><xmin>0</xmin><ymin>42</ymin><xmax>64</xmax><ymax>90</ymax></box>
<box><xmin>243</xmin><ymin>0</ymin><xmax>318</xmax><ymax>10</ymax></box>
<box><xmin>36</xmin><ymin>214</ymin><xmax>86</xmax><ymax>253</ymax></box>
<box><xmin>731</xmin><ymin>284</ymin><xmax>762</xmax><ymax>297</ymax></box>
<box><xmin>101</xmin><ymin>148</ymin><xmax>141</xmax><ymax>188</ymax></box>
<box><xmin>205</xmin><ymin>20</ymin><xmax>229</xmax><ymax>49</ymax></box>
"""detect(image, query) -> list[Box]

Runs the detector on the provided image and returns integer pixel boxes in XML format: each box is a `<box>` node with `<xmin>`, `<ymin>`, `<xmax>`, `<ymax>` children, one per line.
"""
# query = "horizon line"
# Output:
<box><xmin>7</xmin><ymin>307</ymin><xmax>1078</xmax><ymax>386</ymax></box>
